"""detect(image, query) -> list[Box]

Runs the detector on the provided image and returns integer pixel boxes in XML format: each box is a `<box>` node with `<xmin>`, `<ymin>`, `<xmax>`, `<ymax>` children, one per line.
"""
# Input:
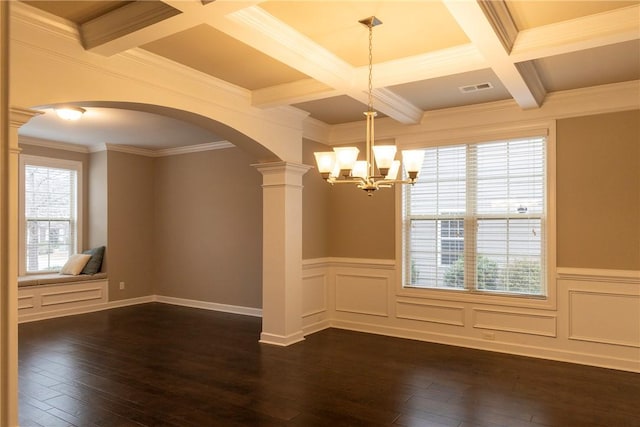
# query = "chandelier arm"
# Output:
<box><xmin>326</xmin><ymin>177</ymin><xmax>368</xmax><ymax>186</ymax></box>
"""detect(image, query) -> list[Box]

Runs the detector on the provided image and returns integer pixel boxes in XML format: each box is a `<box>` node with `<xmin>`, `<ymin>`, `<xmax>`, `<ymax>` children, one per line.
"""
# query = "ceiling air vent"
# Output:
<box><xmin>459</xmin><ymin>82</ymin><xmax>494</xmax><ymax>93</ymax></box>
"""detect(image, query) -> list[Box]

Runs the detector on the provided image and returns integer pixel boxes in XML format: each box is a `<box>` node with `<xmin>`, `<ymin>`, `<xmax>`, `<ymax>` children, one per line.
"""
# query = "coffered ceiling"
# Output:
<box><xmin>18</xmin><ymin>0</ymin><xmax>640</xmax><ymax>143</ymax></box>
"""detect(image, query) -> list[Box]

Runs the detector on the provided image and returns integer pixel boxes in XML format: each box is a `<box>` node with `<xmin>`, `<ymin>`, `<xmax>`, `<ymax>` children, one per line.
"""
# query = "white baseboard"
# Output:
<box><xmin>153</xmin><ymin>295</ymin><xmax>262</xmax><ymax>317</ymax></box>
<box><xmin>302</xmin><ymin>319</ymin><xmax>332</xmax><ymax>336</ymax></box>
<box><xmin>18</xmin><ymin>295</ymin><xmax>155</xmax><ymax>323</ymax></box>
<box><xmin>18</xmin><ymin>294</ymin><xmax>261</xmax><ymax>323</ymax></box>
<box><xmin>259</xmin><ymin>331</ymin><xmax>305</xmax><ymax>346</ymax></box>
<box><xmin>330</xmin><ymin>319</ymin><xmax>640</xmax><ymax>373</ymax></box>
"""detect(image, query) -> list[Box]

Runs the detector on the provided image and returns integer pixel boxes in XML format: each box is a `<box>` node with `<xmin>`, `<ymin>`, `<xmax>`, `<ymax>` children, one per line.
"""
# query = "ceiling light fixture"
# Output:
<box><xmin>54</xmin><ymin>106</ymin><xmax>86</xmax><ymax>121</ymax></box>
<box><xmin>313</xmin><ymin>16</ymin><xmax>424</xmax><ymax>196</ymax></box>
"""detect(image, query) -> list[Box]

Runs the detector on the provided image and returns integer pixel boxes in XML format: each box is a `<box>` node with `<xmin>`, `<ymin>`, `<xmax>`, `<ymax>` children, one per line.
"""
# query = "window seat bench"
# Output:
<box><xmin>18</xmin><ymin>272</ymin><xmax>108</xmax><ymax>287</ymax></box>
<box><xmin>18</xmin><ymin>273</ymin><xmax>109</xmax><ymax>322</ymax></box>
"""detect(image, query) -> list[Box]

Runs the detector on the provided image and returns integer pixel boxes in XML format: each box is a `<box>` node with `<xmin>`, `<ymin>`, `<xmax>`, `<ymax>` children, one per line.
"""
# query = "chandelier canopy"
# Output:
<box><xmin>313</xmin><ymin>16</ymin><xmax>425</xmax><ymax>195</ymax></box>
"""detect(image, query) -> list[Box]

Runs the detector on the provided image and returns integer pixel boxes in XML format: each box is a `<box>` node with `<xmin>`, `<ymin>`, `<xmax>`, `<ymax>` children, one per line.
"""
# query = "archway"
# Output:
<box><xmin>3</xmin><ymin>3</ymin><xmax>312</xmax><ymax>421</ymax></box>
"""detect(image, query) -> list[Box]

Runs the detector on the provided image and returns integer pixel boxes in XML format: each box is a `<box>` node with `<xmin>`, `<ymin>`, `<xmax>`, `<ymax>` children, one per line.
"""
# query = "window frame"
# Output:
<box><xmin>396</xmin><ymin>123</ymin><xmax>557</xmax><ymax>310</ymax></box>
<box><xmin>18</xmin><ymin>155</ymin><xmax>83</xmax><ymax>275</ymax></box>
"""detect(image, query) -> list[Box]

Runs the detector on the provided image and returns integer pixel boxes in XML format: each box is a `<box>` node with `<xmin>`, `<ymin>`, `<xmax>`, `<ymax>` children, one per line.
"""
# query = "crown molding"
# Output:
<box><xmin>19</xmin><ymin>135</ymin><xmax>91</xmax><ymax>153</ymax></box>
<box><xmin>99</xmin><ymin>141</ymin><xmax>236</xmax><ymax>157</ymax></box>
<box><xmin>326</xmin><ymin>80</ymin><xmax>639</xmax><ymax>145</ymax></box>
<box><xmin>10</xmin><ymin>1</ymin><xmax>80</xmax><ymax>42</ymax></box>
<box><xmin>104</xmin><ymin>143</ymin><xmax>155</xmax><ymax>157</ymax></box>
<box><xmin>420</xmin><ymin>80</ymin><xmax>639</xmax><ymax>127</ymax></box>
<box><xmin>155</xmin><ymin>141</ymin><xmax>235</xmax><ymax>157</ymax></box>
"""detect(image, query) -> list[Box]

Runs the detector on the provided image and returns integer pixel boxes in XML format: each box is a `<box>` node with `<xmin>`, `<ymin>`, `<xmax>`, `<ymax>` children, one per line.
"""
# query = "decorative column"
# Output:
<box><xmin>0</xmin><ymin>107</ymin><xmax>40</xmax><ymax>427</ymax></box>
<box><xmin>0</xmin><ymin>3</ymin><xmax>13</xmax><ymax>424</ymax></box>
<box><xmin>253</xmin><ymin>161</ymin><xmax>311</xmax><ymax>346</ymax></box>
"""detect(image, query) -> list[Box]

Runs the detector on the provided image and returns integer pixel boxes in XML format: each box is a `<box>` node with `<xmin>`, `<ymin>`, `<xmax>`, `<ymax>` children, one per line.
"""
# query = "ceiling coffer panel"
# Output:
<box><xmin>260</xmin><ymin>1</ymin><xmax>470</xmax><ymax>67</ymax></box>
<box><xmin>141</xmin><ymin>24</ymin><xmax>310</xmax><ymax>90</ymax></box>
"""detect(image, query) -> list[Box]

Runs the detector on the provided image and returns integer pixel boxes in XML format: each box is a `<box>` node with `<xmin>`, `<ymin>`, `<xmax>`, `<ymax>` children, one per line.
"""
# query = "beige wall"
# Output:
<box><xmin>107</xmin><ymin>150</ymin><xmax>155</xmax><ymax>300</ymax></box>
<box><xmin>556</xmin><ymin>110</ymin><xmax>640</xmax><ymax>270</ymax></box>
<box><xmin>302</xmin><ymin>139</ymin><xmax>330</xmax><ymax>259</ymax></box>
<box><xmin>303</xmin><ymin>139</ymin><xmax>396</xmax><ymax>260</ymax></box>
<box><xmin>328</xmin><ymin>183</ymin><xmax>396</xmax><ymax>259</ymax></box>
<box><xmin>308</xmin><ymin>110</ymin><xmax>640</xmax><ymax>266</ymax></box>
<box><xmin>19</xmin><ymin>143</ymin><xmax>91</xmax><ymax>250</ymax></box>
<box><xmin>88</xmin><ymin>151</ymin><xmax>107</xmax><ymax>257</ymax></box>
<box><xmin>153</xmin><ymin>148</ymin><xmax>263</xmax><ymax>309</ymax></box>
<box><xmin>18</xmin><ymin>145</ymin><xmax>264</xmax><ymax>308</ymax></box>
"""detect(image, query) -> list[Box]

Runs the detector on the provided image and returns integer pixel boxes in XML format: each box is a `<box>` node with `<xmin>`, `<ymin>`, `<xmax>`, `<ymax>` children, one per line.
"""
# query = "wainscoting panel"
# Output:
<box><xmin>310</xmin><ymin>259</ymin><xmax>640</xmax><ymax>372</ymax></box>
<box><xmin>335</xmin><ymin>273</ymin><xmax>389</xmax><ymax>317</ymax></box>
<box><xmin>302</xmin><ymin>273</ymin><xmax>327</xmax><ymax>317</ymax></box>
<box><xmin>472</xmin><ymin>308</ymin><xmax>557</xmax><ymax>337</ymax></box>
<box><xmin>18</xmin><ymin>294</ymin><xmax>35</xmax><ymax>310</ymax></box>
<box><xmin>41</xmin><ymin>287</ymin><xmax>104</xmax><ymax>307</ymax></box>
<box><xmin>568</xmin><ymin>290</ymin><xmax>640</xmax><ymax>348</ymax></box>
<box><xmin>396</xmin><ymin>298</ymin><xmax>465</xmax><ymax>326</ymax></box>
<box><xmin>18</xmin><ymin>279</ymin><xmax>109</xmax><ymax>322</ymax></box>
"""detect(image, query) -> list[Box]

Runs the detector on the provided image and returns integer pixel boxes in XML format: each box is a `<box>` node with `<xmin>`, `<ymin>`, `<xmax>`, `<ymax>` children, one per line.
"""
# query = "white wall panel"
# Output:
<box><xmin>302</xmin><ymin>273</ymin><xmax>327</xmax><ymax>317</ymax></box>
<box><xmin>396</xmin><ymin>299</ymin><xmax>465</xmax><ymax>326</ymax></box>
<box><xmin>335</xmin><ymin>273</ymin><xmax>389</xmax><ymax>317</ymax></box>
<box><xmin>41</xmin><ymin>287</ymin><xmax>104</xmax><ymax>307</ymax></box>
<box><xmin>312</xmin><ymin>260</ymin><xmax>640</xmax><ymax>372</ymax></box>
<box><xmin>472</xmin><ymin>308</ymin><xmax>557</xmax><ymax>337</ymax></box>
<box><xmin>569</xmin><ymin>290</ymin><xmax>640</xmax><ymax>348</ymax></box>
<box><xmin>17</xmin><ymin>295</ymin><xmax>34</xmax><ymax>311</ymax></box>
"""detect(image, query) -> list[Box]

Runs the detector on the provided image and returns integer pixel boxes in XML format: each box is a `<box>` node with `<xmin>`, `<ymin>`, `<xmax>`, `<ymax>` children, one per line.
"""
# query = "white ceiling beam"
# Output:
<box><xmin>81</xmin><ymin>1</ymin><xmax>180</xmax><ymax>54</ymax></box>
<box><xmin>511</xmin><ymin>4</ymin><xmax>640</xmax><ymax>62</ymax></box>
<box><xmin>444</xmin><ymin>0</ymin><xmax>545</xmax><ymax>109</ymax></box>
<box><xmin>223</xmin><ymin>6</ymin><xmax>355</xmax><ymax>92</ymax></box>
<box><xmin>81</xmin><ymin>0</ymin><xmax>262</xmax><ymax>56</ymax></box>
<box><xmin>358</xmin><ymin>44</ymin><xmax>488</xmax><ymax>89</ymax></box>
<box><xmin>252</xmin><ymin>79</ymin><xmax>340</xmax><ymax>108</ymax></box>
<box><xmin>253</xmin><ymin>4</ymin><xmax>640</xmax><ymax>111</ymax></box>
<box><xmin>253</xmin><ymin>44</ymin><xmax>488</xmax><ymax>109</ymax></box>
<box><xmin>225</xmin><ymin>6</ymin><xmax>422</xmax><ymax>123</ymax></box>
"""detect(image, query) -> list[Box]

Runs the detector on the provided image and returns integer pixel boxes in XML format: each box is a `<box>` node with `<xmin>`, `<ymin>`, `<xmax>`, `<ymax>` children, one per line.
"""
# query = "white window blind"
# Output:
<box><xmin>404</xmin><ymin>137</ymin><xmax>546</xmax><ymax>296</ymax></box>
<box><xmin>22</xmin><ymin>160</ymin><xmax>79</xmax><ymax>273</ymax></box>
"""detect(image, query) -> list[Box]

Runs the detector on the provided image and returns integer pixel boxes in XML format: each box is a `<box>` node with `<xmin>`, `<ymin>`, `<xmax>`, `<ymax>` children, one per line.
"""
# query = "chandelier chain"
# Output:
<box><xmin>367</xmin><ymin>22</ymin><xmax>374</xmax><ymax>112</ymax></box>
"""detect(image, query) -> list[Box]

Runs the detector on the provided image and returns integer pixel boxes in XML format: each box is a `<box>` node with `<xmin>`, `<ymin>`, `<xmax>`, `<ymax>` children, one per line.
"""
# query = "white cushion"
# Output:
<box><xmin>60</xmin><ymin>254</ymin><xmax>92</xmax><ymax>275</ymax></box>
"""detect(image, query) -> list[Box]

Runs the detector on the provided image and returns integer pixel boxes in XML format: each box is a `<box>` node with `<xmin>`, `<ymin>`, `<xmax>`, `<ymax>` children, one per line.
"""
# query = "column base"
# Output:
<box><xmin>259</xmin><ymin>331</ymin><xmax>305</xmax><ymax>347</ymax></box>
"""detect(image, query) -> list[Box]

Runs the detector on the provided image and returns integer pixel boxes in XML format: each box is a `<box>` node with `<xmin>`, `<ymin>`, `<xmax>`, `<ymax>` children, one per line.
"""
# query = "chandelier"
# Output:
<box><xmin>313</xmin><ymin>16</ymin><xmax>425</xmax><ymax>195</ymax></box>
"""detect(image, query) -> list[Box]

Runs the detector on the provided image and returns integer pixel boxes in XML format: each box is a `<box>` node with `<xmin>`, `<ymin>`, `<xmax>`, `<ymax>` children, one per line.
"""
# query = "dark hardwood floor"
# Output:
<box><xmin>18</xmin><ymin>303</ymin><xmax>640</xmax><ymax>427</ymax></box>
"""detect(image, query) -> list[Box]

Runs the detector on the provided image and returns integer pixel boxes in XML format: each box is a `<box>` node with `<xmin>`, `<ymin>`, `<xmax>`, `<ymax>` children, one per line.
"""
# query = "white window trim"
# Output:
<box><xmin>18</xmin><ymin>154</ymin><xmax>83</xmax><ymax>276</ymax></box>
<box><xmin>395</xmin><ymin>121</ymin><xmax>557</xmax><ymax>311</ymax></box>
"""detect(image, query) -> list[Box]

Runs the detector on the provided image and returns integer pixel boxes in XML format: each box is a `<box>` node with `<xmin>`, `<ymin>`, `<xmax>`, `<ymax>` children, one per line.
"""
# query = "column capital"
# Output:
<box><xmin>252</xmin><ymin>161</ymin><xmax>312</xmax><ymax>188</ymax></box>
<box><xmin>252</xmin><ymin>161</ymin><xmax>312</xmax><ymax>176</ymax></box>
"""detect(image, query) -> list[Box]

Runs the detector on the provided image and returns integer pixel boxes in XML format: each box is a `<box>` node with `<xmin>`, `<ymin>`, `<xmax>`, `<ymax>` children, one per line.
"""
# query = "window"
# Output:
<box><xmin>19</xmin><ymin>155</ymin><xmax>82</xmax><ymax>274</ymax></box>
<box><xmin>403</xmin><ymin>137</ymin><xmax>546</xmax><ymax>296</ymax></box>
